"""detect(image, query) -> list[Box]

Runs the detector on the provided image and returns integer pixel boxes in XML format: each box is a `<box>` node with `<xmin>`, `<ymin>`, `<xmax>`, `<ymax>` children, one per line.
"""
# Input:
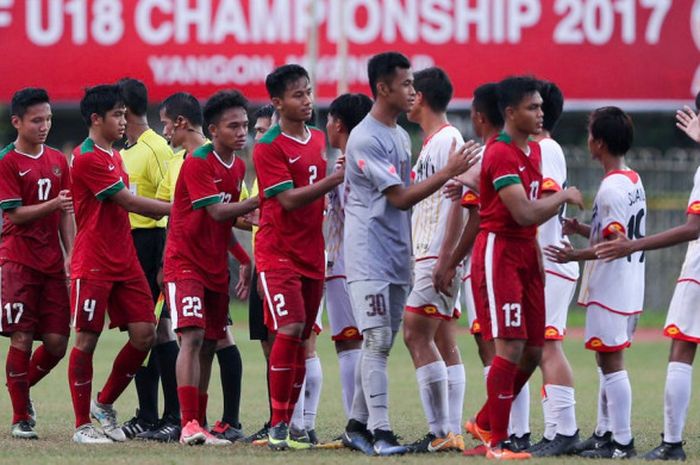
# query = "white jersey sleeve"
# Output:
<box><xmin>537</xmin><ymin>138</ymin><xmax>579</xmax><ymax>280</ymax></box>
<box><xmin>578</xmin><ymin>171</ymin><xmax>646</xmax><ymax>314</ymax></box>
<box><xmin>676</xmin><ymin>166</ymin><xmax>700</xmax><ymax>284</ymax></box>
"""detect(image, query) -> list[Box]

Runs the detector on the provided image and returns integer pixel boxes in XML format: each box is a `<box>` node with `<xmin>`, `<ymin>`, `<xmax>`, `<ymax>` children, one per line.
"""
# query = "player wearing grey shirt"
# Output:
<box><xmin>341</xmin><ymin>52</ymin><xmax>479</xmax><ymax>456</ymax></box>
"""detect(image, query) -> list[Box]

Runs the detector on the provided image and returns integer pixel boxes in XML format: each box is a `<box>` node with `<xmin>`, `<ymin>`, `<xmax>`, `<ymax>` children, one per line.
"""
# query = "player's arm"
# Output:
<box><xmin>384</xmin><ymin>140</ymin><xmax>481</xmax><ymax>210</ymax></box>
<box><xmin>3</xmin><ymin>190</ymin><xmax>74</xmax><ymax>225</ymax></box>
<box><xmin>205</xmin><ymin>196</ymin><xmax>259</xmax><ymax>222</ymax></box>
<box><xmin>595</xmin><ymin>213</ymin><xmax>700</xmax><ymax>260</ymax></box>
<box><xmin>499</xmin><ymin>184</ymin><xmax>583</xmax><ymax>227</ymax></box>
<box><xmin>59</xmin><ymin>210</ymin><xmax>76</xmax><ymax>275</ymax></box>
<box><xmin>228</xmin><ymin>233</ymin><xmax>252</xmax><ymax>300</ymax></box>
<box><xmin>433</xmin><ymin>204</ymin><xmax>480</xmax><ymax>296</ymax></box>
<box><xmin>274</xmin><ymin>169</ymin><xmax>344</xmax><ymax>211</ymax></box>
<box><xmin>111</xmin><ymin>188</ymin><xmax>171</xmax><ymax>219</ymax></box>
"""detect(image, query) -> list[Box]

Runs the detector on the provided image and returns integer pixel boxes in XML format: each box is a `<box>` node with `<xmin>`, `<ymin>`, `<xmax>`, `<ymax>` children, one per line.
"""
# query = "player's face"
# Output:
<box><xmin>254</xmin><ymin>116</ymin><xmax>272</xmax><ymax>142</ymax></box>
<box><xmin>160</xmin><ymin>109</ymin><xmax>177</xmax><ymax>145</ymax></box>
<box><xmin>406</xmin><ymin>91</ymin><xmax>423</xmax><ymax>123</ymax></box>
<box><xmin>509</xmin><ymin>92</ymin><xmax>543</xmax><ymax>135</ymax></box>
<box><xmin>211</xmin><ymin>107</ymin><xmax>249</xmax><ymax>152</ymax></box>
<box><xmin>587</xmin><ymin>131</ymin><xmax>603</xmax><ymax>161</ymax></box>
<box><xmin>326</xmin><ymin>114</ymin><xmax>343</xmax><ymax>149</ymax></box>
<box><xmin>12</xmin><ymin>102</ymin><xmax>52</xmax><ymax>146</ymax></box>
<box><xmin>96</xmin><ymin>105</ymin><xmax>127</xmax><ymax>142</ymax></box>
<box><xmin>470</xmin><ymin>107</ymin><xmax>484</xmax><ymax>139</ymax></box>
<box><xmin>276</xmin><ymin>77</ymin><xmax>313</xmax><ymax>123</ymax></box>
<box><xmin>382</xmin><ymin>68</ymin><xmax>415</xmax><ymax>114</ymax></box>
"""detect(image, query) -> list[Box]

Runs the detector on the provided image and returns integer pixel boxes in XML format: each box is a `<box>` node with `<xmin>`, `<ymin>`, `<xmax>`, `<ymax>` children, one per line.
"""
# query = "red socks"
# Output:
<box><xmin>269</xmin><ymin>333</ymin><xmax>303</xmax><ymax>426</ymax></box>
<box><xmin>287</xmin><ymin>343</ymin><xmax>307</xmax><ymax>420</ymax></box>
<box><xmin>28</xmin><ymin>344</ymin><xmax>62</xmax><ymax>387</ymax></box>
<box><xmin>6</xmin><ymin>346</ymin><xmax>31</xmax><ymax>424</ymax></box>
<box><xmin>97</xmin><ymin>342</ymin><xmax>148</xmax><ymax>405</ymax></box>
<box><xmin>178</xmin><ymin>385</ymin><xmax>199</xmax><ymax>427</ymax></box>
<box><xmin>483</xmin><ymin>356</ymin><xmax>518</xmax><ymax>446</ymax></box>
<box><xmin>68</xmin><ymin>348</ymin><xmax>93</xmax><ymax>427</ymax></box>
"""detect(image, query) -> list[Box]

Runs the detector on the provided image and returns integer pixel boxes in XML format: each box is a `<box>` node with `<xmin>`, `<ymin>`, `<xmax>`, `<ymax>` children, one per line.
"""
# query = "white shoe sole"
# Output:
<box><xmin>180</xmin><ymin>432</ymin><xmax>207</xmax><ymax>445</ymax></box>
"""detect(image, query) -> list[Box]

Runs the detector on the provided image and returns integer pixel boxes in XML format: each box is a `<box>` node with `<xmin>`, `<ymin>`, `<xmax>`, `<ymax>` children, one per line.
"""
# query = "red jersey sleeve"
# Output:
<box><xmin>0</xmin><ymin>152</ymin><xmax>21</xmax><ymax>210</ymax></box>
<box><xmin>182</xmin><ymin>155</ymin><xmax>222</xmax><ymax>210</ymax></box>
<box><xmin>254</xmin><ymin>143</ymin><xmax>293</xmax><ymax>198</ymax></box>
<box><xmin>73</xmin><ymin>150</ymin><xmax>126</xmax><ymax>200</ymax></box>
<box><xmin>487</xmin><ymin>143</ymin><xmax>521</xmax><ymax>191</ymax></box>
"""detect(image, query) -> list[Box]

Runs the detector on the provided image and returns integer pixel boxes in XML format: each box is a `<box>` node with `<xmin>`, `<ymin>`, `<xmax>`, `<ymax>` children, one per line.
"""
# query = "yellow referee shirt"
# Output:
<box><xmin>122</xmin><ymin>128</ymin><xmax>174</xmax><ymax>229</ymax></box>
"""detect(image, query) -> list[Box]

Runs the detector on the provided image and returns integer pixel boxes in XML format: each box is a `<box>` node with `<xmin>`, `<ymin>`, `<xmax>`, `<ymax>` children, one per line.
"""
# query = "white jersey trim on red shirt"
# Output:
<box><xmin>13</xmin><ymin>144</ymin><xmax>44</xmax><ymax>160</ymax></box>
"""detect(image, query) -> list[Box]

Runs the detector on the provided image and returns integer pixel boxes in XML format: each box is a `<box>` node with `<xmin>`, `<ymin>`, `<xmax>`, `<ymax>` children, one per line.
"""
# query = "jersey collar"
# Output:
<box><xmin>13</xmin><ymin>143</ymin><xmax>44</xmax><ymax>160</ymax></box>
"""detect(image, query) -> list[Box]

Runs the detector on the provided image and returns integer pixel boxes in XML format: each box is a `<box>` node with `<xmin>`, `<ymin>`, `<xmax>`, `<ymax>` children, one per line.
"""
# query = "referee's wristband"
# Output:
<box><xmin>229</xmin><ymin>242</ymin><xmax>251</xmax><ymax>266</ymax></box>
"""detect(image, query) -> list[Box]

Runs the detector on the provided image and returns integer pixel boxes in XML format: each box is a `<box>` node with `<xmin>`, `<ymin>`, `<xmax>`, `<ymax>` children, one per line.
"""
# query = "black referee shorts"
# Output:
<box><xmin>249</xmin><ymin>267</ymin><xmax>268</xmax><ymax>341</ymax></box>
<box><xmin>132</xmin><ymin>227</ymin><xmax>167</xmax><ymax>317</ymax></box>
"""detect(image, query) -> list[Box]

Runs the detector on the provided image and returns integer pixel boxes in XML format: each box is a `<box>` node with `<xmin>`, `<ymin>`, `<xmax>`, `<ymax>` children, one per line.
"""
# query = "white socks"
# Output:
<box><xmin>447</xmin><ymin>364</ymin><xmax>466</xmax><ymax>434</ymax></box>
<box><xmin>595</xmin><ymin>367</ymin><xmax>610</xmax><ymax>436</ymax></box>
<box><xmin>664</xmin><ymin>361</ymin><xmax>692</xmax><ymax>443</ymax></box>
<box><xmin>362</xmin><ymin>352</ymin><xmax>390</xmax><ymax>431</ymax></box>
<box><xmin>604</xmin><ymin>370</ymin><xmax>632</xmax><ymax>446</ymax></box>
<box><xmin>509</xmin><ymin>381</ymin><xmax>530</xmax><ymax>438</ymax></box>
<box><xmin>338</xmin><ymin>349</ymin><xmax>361</xmax><ymax>418</ymax></box>
<box><xmin>416</xmin><ymin>361</ymin><xmax>449</xmax><ymax>437</ymax></box>
<box><xmin>304</xmin><ymin>356</ymin><xmax>322</xmax><ymax>431</ymax></box>
<box><xmin>290</xmin><ymin>377</ymin><xmax>306</xmax><ymax>431</ymax></box>
<box><xmin>543</xmin><ymin>384</ymin><xmax>577</xmax><ymax>437</ymax></box>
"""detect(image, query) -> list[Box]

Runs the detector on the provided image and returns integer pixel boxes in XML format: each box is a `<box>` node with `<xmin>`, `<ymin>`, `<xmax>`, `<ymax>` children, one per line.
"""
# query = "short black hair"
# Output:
<box><xmin>265</xmin><ymin>65</ymin><xmax>310</xmax><ymax>99</ymax></box>
<box><xmin>589</xmin><ymin>106</ymin><xmax>634</xmax><ymax>156</ymax></box>
<box><xmin>472</xmin><ymin>83</ymin><xmax>504</xmax><ymax>128</ymax></box>
<box><xmin>160</xmin><ymin>92</ymin><xmax>203</xmax><ymax>127</ymax></box>
<box><xmin>80</xmin><ymin>84</ymin><xmax>124</xmax><ymax>127</ymax></box>
<box><xmin>496</xmin><ymin>76</ymin><xmax>540</xmax><ymax>117</ymax></box>
<box><xmin>413</xmin><ymin>67</ymin><xmax>452</xmax><ymax>113</ymax></box>
<box><xmin>328</xmin><ymin>93</ymin><xmax>373</xmax><ymax>133</ymax></box>
<box><xmin>203</xmin><ymin>90</ymin><xmax>248</xmax><ymax>128</ymax></box>
<box><xmin>11</xmin><ymin>88</ymin><xmax>50</xmax><ymax>118</ymax></box>
<box><xmin>254</xmin><ymin>104</ymin><xmax>275</xmax><ymax>121</ymax></box>
<box><xmin>539</xmin><ymin>81</ymin><xmax>564</xmax><ymax>132</ymax></box>
<box><xmin>118</xmin><ymin>78</ymin><xmax>148</xmax><ymax>117</ymax></box>
<box><xmin>367</xmin><ymin>52</ymin><xmax>411</xmax><ymax>98</ymax></box>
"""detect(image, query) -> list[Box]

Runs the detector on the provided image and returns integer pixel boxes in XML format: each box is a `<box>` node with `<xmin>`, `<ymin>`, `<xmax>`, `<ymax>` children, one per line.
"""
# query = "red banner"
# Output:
<box><xmin>0</xmin><ymin>0</ymin><xmax>695</xmax><ymax>109</ymax></box>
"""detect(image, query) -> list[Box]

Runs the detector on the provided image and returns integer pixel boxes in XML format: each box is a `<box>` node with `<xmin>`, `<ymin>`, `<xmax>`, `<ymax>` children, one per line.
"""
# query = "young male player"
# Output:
<box><xmin>325</xmin><ymin>93</ymin><xmax>373</xmax><ymax>420</ymax></box>
<box><xmin>68</xmin><ymin>84</ymin><xmax>171</xmax><ymax>443</ymax></box>
<box><xmin>253</xmin><ymin>64</ymin><xmax>347</xmax><ymax>451</ymax></box>
<box><xmin>117</xmin><ymin>78</ymin><xmax>179</xmax><ymax>440</ymax></box>
<box><xmin>545</xmin><ymin>106</ymin><xmax>644</xmax><ymax>459</ymax></box>
<box><xmin>163</xmin><ymin>90</ymin><xmax>258</xmax><ymax>445</ymax></box>
<box><xmin>527</xmin><ymin>81</ymin><xmax>581</xmax><ymax>456</ymax></box>
<box><xmin>592</xmin><ymin>105</ymin><xmax>700</xmax><ymax>461</ymax></box>
<box><xmin>0</xmin><ymin>88</ymin><xmax>74</xmax><ymax>439</ymax></box>
<box><xmin>402</xmin><ymin>67</ymin><xmax>467</xmax><ymax>452</ymax></box>
<box><xmin>342</xmin><ymin>52</ymin><xmax>479</xmax><ymax>456</ymax></box>
<box><xmin>466</xmin><ymin>76</ymin><xmax>582</xmax><ymax>460</ymax></box>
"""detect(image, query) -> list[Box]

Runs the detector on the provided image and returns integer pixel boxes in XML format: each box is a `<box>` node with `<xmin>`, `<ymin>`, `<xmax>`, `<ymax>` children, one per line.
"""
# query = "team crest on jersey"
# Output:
<box><xmin>52</xmin><ymin>166</ymin><xmax>62</xmax><ymax>176</ymax></box>
<box><xmin>462</xmin><ymin>191</ymin><xmax>479</xmax><ymax>205</ymax></box>
<box><xmin>603</xmin><ymin>222</ymin><xmax>625</xmax><ymax>237</ymax></box>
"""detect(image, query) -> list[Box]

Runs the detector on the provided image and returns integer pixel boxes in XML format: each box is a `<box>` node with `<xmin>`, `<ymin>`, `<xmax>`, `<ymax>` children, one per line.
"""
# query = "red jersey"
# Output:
<box><xmin>163</xmin><ymin>143</ymin><xmax>246</xmax><ymax>293</ymax></box>
<box><xmin>70</xmin><ymin>138</ymin><xmax>142</xmax><ymax>280</ymax></box>
<box><xmin>253</xmin><ymin>125</ymin><xmax>326</xmax><ymax>279</ymax></box>
<box><xmin>479</xmin><ymin>132</ymin><xmax>542</xmax><ymax>239</ymax></box>
<box><xmin>0</xmin><ymin>143</ymin><xmax>70</xmax><ymax>276</ymax></box>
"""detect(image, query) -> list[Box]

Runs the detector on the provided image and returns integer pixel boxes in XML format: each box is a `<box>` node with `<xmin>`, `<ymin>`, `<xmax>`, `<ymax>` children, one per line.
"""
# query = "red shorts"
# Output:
<box><xmin>0</xmin><ymin>262</ymin><xmax>70</xmax><ymax>337</ymax></box>
<box><xmin>470</xmin><ymin>231</ymin><xmax>545</xmax><ymax>347</ymax></box>
<box><xmin>258</xmin><ymin>270</ymin><xmax>323</xmax><ymax>339</ymax></box>
<box><xmin>70</xmin><ymin>276</ymin><xmax>156</xmax><ymax>333</ymax></box>
<box><xmin>166</xmin><ymin>280</ymin><xmax>228</xmax><ymax>340</ymax></box>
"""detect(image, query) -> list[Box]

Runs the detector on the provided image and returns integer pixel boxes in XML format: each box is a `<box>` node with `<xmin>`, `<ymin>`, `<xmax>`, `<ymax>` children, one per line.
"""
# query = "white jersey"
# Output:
<box><xmin>537</xmin><ymin>138</ymin><xmax>579</xmax><ymax>281</ymax></box>
<box><xmin>676</xmin><ymin>166</ymin><xmax>700</xmax><ymax>284</ymax></box>
<box><xmin>325</xmin><ymin>162</ymin><xmax>347</xmax><ymax>278</ymax></box>
<box><xmin>578</xmin><ymin>170</ymin><xmax>646</xmax><ymax>314</ymax></box>
<box><xmin>412</xmin><ymin>125</ymin><xmax>465</xmax><ymax>259</ymax></box>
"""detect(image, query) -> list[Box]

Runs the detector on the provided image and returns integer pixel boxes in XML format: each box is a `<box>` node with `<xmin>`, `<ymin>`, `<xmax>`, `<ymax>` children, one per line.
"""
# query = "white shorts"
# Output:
<box><xmin>405</xmin><ymin>258</ymin><xmax>462</xmax><ymax>320</ymax></box>
<box><xmin>584</xmin><ymin>304</ymin><xmax>639</xmax><ymax>352</ymax></box>
<box><xmin>348</xmin><ymin>280</ymin><xmax>409</xmax><ymax>333</ymax></box>
<box><xmin>325</xmin><ymin>276</ymin><xmax>361</xmax><ymax>341</ymax></box>
<box><xmin>664</xmin><ymin>280</ymin><xmax>700</xmax><ymax>343</ymax></box>
<box><xmin>544</xmin><ymin>271</ymin><xmax>577</xmax><ymax>340</ymax></box>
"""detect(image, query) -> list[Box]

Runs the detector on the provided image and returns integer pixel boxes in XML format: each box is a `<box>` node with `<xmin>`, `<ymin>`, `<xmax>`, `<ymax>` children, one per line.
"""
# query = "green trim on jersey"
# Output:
<box><xmin>80</xmin><ymin>138</ymin><xmax>95</xmax><ymax>155</ymax></box>
<box><xmin>0</xmin><ymin>143</ymin><xmax>15</xmax><ymax>160</ymax></box>
<box><xmin>263</xmin><ymin>180</ymin><xmax>293</xmax><ymax>198</ymax></box>
<box><xmin>259</xmin><ymin>124</ymin><xmax>281</xmax><ymax>144</ymax></box>
<box><xmin>95</xmin><ymin>179</ymin><xmax>126</xmax><ymax>200</ymax></box>
<box><xmin>493</xmin><ymin>174</ymin><xmax>521</xmax><ymax>191</ymax></box>
<box><xmin>192</xmin><ymin>194</ymin><xmax>222</xmax><ymax>210</ymax></box>
<box><xmin>0</xmin><ymin>199</ymin><xmax>21</xmax><ymax>210</ymax></box>
<box><xmin>496</xmin><ymin>131</ymin><xmax>512</xmax><ymax>144</ymax></box>
<box><xmin>193</xmin><ymin>142</ymin><xmax>214</xmax><ymax>159</ymax></box>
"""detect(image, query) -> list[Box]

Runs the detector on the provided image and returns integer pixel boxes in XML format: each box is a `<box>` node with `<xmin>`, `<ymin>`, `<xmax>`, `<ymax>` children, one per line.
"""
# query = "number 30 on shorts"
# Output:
<box><xmin>502</xmin><ymin>303</ymin><xmax>521</xmax><ymax>327</ymax></box>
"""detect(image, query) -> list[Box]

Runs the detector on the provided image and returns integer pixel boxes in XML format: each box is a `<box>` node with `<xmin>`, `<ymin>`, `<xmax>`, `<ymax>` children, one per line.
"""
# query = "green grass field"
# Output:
<box><xmin>0</xmin><ymin>304</ymin><xmax>698</xmax><ymax>465</ymax></box>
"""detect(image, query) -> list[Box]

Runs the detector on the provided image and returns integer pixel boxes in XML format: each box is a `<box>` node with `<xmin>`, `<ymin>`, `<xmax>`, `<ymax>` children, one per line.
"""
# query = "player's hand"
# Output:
<box><xmin>64</xmin><ymin>255</ymin><xmax>71</xmax><ymax>281</ymax></box>
<box><xmin>243</xmin><ymin>208</ymin><xmax>260</xmax><ymax>227</ymax></box>
<box><xmin>432</xmin><ymin>258</ymin><xmax>456</xmax><ymax>297</ymax></box>
<box><xmin>594</xmin><ymin>229</ymin><xmax>633</xmax><ymax>261</ymax></box>
<box><xmin>543</xmin><ymin>241</ymin><xmax>576</xmax><ymax>263</ymax></box>
<box><xmin>561</xmin><ymin>217</ymin><xmax>580</xmax><ymax>236</ymax></box>
<box><xmin>335</xmin><ymin>154</ymin><xmax>346</xmax><ymax>169</ymax></box>
<box><xmin>235</xmin><ymin>263</ymin><xmax>251</xmax><ymax>300</ymax></box>
<box><xmin>55</xmin><ymin>189</ymin><xmax>74</xmax><ymax>213</ymax></box>
<box><xmin>677</xmin><ymin>106</ymin><xmax>700</xmax><ymax>143</ymax></box>
<box><xmin>442</xmin><ymin>181</ymin><xmax>463</xmax><ymax>201</ymax></box>
<box><xmin>564</xmin><ymin>187</ymin><xmax>584</xmax><ymax>210</ymax></box>
<box><xmin>329</xmin><ymin>165</ymin><xmax>345</xmax><ymax>185</ymax></box>
<box><xmin>445</xmin><ymin>139</ymin><xmax>481</xmax><ymax>178</ymax></box>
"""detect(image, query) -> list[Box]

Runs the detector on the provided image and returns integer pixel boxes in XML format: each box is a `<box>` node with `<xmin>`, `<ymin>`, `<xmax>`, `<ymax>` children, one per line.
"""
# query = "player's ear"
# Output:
<box><xmin>10</xmin><ymin>114</ymin><xmax>20</xmax><ymax>130</ymax></box>
<box><xmin>208</xmin><ymin>122</ymin><xmax>217</xmax><ymax>138</ymax></box>
<box><xmin>376</xmin><ymin>80</ymin><xmax>390</xmax><ymax>98</ymax></box>
<box><xmin>504</xmin><ymin>105</ymin><xmax>515</xmax><ymax>121</ymax></box>
<box><xmin>175</xmin><ymin>115</ymin><xmax>187</xmax><ymax>130</ymax></box>
<box><xmin>271</xmin><ymin>96</ymin><xmax>283</xmax><ymax>113</ymax></box>
<box><xmin>90</xmin><ymin>112</ymin><xmax>102</xmax><ymax>127</ymax></box>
